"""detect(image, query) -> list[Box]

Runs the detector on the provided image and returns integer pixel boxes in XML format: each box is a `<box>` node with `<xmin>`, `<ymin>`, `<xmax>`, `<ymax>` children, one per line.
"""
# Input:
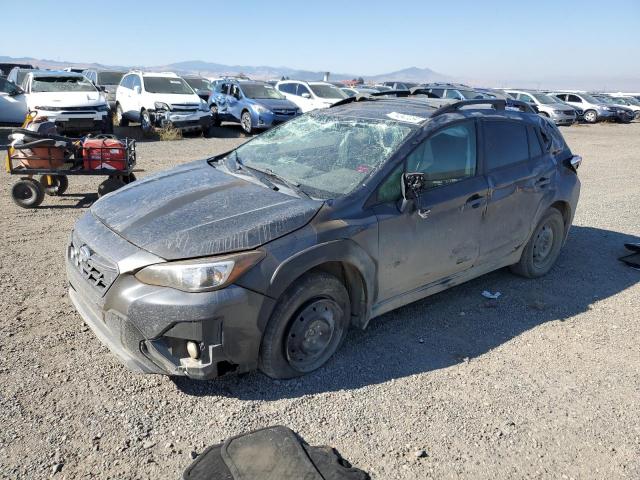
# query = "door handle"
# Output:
<box><xmin>465</xmin><ymin>194</ymin><xmax>485</xmax><ymax>209</ymax></box>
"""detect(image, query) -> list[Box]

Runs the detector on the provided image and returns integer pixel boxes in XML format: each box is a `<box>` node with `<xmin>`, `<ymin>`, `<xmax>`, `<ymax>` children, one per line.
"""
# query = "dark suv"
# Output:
<box><xmin>66</xmin><ymin>97</ymin><xmax>581</xmax><ymax>380</ymax></box>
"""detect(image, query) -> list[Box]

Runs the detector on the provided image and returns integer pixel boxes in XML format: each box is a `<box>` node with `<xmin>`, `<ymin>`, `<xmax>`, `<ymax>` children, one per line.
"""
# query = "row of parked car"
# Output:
<box><xmin>1</xmin><ymin>64</ymin><xmax>639</xmax><ymax>137</ymax></box>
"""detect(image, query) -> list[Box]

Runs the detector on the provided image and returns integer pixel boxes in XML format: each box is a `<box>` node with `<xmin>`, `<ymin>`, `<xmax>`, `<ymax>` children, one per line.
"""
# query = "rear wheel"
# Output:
<box><xmin>584</xmin><ymin>109</ymin><xmax>598</xmax><ymax>124</ymax></box>
<box><xmin>511</xmin><ymin>208</ymin><xmax>565</xmax><ymax>278</ymax></box>
<box><xmin>11</xmin><ymin>178</ymin><xmax>45</xmax><ymax>208</ymax></box>
<box><xmin>115</xmin><ymin>103</ymin><xmax>128</xmax><ymax>127</ymax></box>
<box><xmin>39</xmin><ymin>174</ymin><xmax>68</xmax><ymax>196</ymax></box>
<box><xmin>259</xmin><ymin>272</ymin><xmax>350</xmax><ymax>379</ymax></box>
<box><xmin>240</xmin><ymin>110</ymin><xmax>253</xmax><ymax>134</ymax></box>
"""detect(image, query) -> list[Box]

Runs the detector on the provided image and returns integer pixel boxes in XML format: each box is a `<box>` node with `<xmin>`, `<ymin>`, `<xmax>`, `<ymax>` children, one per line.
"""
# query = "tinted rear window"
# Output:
<box><xmin>484</xmin><ymin>120</ymin><xmax>529</xmax><ymax>170</ymax></box>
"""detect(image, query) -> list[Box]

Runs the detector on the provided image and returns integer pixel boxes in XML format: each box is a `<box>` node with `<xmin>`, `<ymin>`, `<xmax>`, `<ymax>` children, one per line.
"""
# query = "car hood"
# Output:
<box><xmin>249</xmin><ymin>98</ymin><xmax>298</xmax><ymax>110</ymax></box>
<box><xmin>26</xmin><ymin>91</ymin><xmax>105</xmax><ymax>107</ymax></box>
<box><xmin>90</xmin><ymin>160</ymin><xmax>322</xmax><ymax>260</ymax></box>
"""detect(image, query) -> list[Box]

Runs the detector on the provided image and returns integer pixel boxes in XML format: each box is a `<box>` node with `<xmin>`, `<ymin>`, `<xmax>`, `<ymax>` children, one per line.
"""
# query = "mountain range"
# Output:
<box><xmin>1</xmin><ymin>56</ymin><xmax>638</xmax><ymax>91</ymax></box>
<box><xmin>0</xmin><ymin>55</ymin><xmax>452</xmax><ymax>84</ymax></box>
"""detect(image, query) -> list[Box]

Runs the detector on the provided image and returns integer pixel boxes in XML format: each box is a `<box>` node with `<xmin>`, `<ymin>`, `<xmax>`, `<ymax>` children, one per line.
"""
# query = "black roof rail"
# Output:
<box><xmin>329</xmin><ymin>94</ymin><xmax>370</xmax><ymax>108</ymax></box>
<box><xmin>431</xmin><ymin>98</ymin><xmax>537</xmax><ymax>117</ymax></box>
<box><xmin>370</xmin><ymin>89</ymin><xmax>411</xmax><ymax>97</ymax></box>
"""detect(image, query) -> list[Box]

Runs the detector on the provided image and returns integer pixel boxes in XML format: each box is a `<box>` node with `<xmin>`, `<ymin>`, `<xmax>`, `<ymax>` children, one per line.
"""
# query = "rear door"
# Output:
<box><xmin>374</xmin><ymin>119</ymin><xmax>489</xmax><ymax>300</ymax></box>
<box><xmin>478</xmin><ymin>118</ymin><xmax>555</xmax><ymax>262</ymax></box>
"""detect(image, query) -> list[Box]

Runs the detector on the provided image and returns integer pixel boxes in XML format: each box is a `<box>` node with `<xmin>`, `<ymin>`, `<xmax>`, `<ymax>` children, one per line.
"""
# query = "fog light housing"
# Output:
<box><xmin>186</xmin><ymin>341</ymin><xmax>200</xmax><ymax>360</ymax></box>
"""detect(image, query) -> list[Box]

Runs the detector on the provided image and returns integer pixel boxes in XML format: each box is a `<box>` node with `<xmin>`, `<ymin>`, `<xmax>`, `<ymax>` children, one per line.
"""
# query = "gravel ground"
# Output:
<box><xmin>0</xmin><ymin>121</ymin><xmax>638</xmax><ymax>480</ymax></box>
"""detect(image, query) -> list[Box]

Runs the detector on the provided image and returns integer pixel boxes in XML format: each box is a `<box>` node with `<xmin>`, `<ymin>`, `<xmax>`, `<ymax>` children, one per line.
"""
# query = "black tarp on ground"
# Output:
<box><xmin>183</xmin><ymin>426</ymin><xmax>370</xmax><ymax>480</ymax></box>
<box><xmin>620</xmin><ymin>243</ymin><xmax>640</xmax><ymax>268</ymax></box>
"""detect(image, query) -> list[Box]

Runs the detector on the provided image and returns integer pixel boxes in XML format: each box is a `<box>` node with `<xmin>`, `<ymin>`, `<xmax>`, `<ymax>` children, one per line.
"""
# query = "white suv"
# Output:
<box><xmin>21</xmin><ymin>71</ymin><xmax>111</xmax><ymax>134</ymax></box>
<box><xmin>114</xmin><ymin>71</ymin><xmax>212</xmax><ymax>135</ymax></box>
<box><xmin>275</xmin><ymin>80</ymin><xmax>347</xmax><ymax>112</ymax></box>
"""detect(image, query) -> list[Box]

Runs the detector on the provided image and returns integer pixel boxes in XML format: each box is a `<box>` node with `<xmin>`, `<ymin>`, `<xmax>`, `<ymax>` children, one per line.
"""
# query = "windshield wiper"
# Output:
<box><xmin>261</xmin><ymin>168</ymin><xmax>311</xmax><ymax>199</ymax></box>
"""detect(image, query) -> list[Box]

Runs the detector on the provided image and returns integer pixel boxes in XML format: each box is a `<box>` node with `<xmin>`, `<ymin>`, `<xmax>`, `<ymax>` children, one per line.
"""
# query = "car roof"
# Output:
<box><xmin>326</xmin><ymin>97</ymin><xmax>541</xmax><ymax>126</ymax></box>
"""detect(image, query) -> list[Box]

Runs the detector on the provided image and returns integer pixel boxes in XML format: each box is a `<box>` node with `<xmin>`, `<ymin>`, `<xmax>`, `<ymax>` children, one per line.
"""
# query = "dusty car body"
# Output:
<box><xmin>67</xmin><ymin>97</ymin><xmax>581</xmax><ymax>380</ymax></box>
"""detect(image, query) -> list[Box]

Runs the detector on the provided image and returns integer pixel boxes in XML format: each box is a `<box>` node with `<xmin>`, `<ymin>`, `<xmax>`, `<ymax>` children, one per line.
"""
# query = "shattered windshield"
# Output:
<box><xmin>31</xmin><ymin>76</ymin><xmax>96</xmax><ymax>93</ymax></box>
<box><xmin>231</xmin><ymin>113</ymin><xmax>414</xmax><ymax>199</ymax></box>
<box><xmin>309</xmin><ymin>84</ymin><xmax>348</xmax><ymax>99</ymax></box>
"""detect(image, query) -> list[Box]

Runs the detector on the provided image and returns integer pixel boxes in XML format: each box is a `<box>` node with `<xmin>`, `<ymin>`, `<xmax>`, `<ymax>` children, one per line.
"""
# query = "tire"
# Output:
<box><xmin>98</xmin><ymin>177</ymin><xmax>126</xmax><ymax>197</ymax></box>
<box><xmin>240</xmin><ymin>110</ymin><xmax>253</xmax><ymax>134</ymax></box>
<box><xmin>121</xmin><ymin>172</ymin><xmax>136</xmax><ymax>184</ymax></box>
<box><xmin>209</xmin><ymin>104</ymin><xmax>221</xmax><ymax>127</ymax></box>
<box><xmin>510</xmin><ymin>208</ymin><xmax>565</xmax><ymax>278</ymax></box>
<box><xmin>11</xmin><ymin>178</ymin><xmax>45</xmax><ymax>208</ymax></box>
<box><xmin>140</xmin><ymin>109</ymin><xmax>154</xmax><ymax>137</ymax></box>
<box><xmin>115</xmin><ymin>103</ymin><xmax>128</xmax><ymax>127</ymax></box>
<box><xmin>583</xmin><ymin>109</ymin><xmax>598</xmax><ymax>124</ymax></box>
<box><xmin>259</xmin><ymin>271</ymin><xmax>351</xmax><ymax>379</ymax></box>
<box><xmin>39</xmin><ymin>175</ymin><xmax>68</xmax><ymax>196</ymax></box>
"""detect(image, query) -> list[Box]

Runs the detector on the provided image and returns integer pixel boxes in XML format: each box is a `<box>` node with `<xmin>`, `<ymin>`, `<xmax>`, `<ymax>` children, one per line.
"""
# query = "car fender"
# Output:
<box><xmin>267</xmin><ymin>238</ymin><xmax>377</xmax><ymax>329</ymax></box>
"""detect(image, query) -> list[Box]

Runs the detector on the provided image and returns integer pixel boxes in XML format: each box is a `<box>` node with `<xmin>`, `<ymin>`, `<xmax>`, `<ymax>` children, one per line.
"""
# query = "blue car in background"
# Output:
<box><xmin>209</xmin><ymin>80</ymin><xmax>301</xmax><ymax>133</ymax></box>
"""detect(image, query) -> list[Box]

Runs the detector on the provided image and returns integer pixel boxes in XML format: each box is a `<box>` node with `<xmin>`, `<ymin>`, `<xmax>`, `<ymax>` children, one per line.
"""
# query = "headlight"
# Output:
<box><xmin>154</xmin><ymin>102</ymin><xmax>171</xmax><ymax>111</ymax></box>
<box><xmin>253</xmin><ymin>104</ymin><xmax>271</xmax><ymax>114</ymax></box>
<box><xmin>34</xmin><ymin>106</ymin><xmax>61</xmax><ymax>111</ymax></box>
<box><xmin>134</xmin><ymin>251</ymin><xmax>265</xmax><ymax>292</ymax></box>
<box><xmin>199</xmin><ymin>100</ymin><xmax>209</xmax><ymax>112</ymax></box>
<box><xmin>295</xmin><ymin>108</ymin><xmax>302</xmax><ymax>115</ymax></box>
<box><xmin>553</xmin><ymin>110</ymin><xmax>563</xmax><ymax>114</ymax></box>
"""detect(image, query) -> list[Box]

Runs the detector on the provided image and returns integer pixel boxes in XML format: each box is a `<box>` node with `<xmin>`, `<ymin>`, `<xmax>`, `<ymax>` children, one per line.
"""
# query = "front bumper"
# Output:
<box><xmin>550</xmin><ymin>111</ymin><xmax>576</xmax><ymax>125</ymax></box>
<box><xmin>254</xmin><ymin>110</ymin><xmax>300</xmax><ymax>129</ymax></box>
<box><xmin>35</xmin><ymin>109</ymin><xmax>109</xmax><ymax>133</ymax></box>
<box><xmin>66</xmin><ymin>214</ymin><xmax>275</xmax><ymax>380</ymax></box>
<box><xmin>153</xmin><ymin>110</ymin><xmax>213</xmax><ymax>131</ymax></box>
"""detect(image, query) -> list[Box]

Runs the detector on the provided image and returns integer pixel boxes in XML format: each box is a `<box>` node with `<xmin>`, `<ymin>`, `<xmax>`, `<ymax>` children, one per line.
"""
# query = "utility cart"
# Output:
<box><xmin>4</xmin><ymin>128</ymin><xmax>137</xmax><ymax>208</ymax></box>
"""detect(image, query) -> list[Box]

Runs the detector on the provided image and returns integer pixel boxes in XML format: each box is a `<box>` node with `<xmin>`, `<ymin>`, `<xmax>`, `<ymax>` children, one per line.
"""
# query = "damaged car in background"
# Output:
<box><xmin>114</xmin><ymin>71</ymin><xmax>213</xmax><ymax>136</ymax></box>
<box><xmin>67</xmin><ymin>96</ymin><xmax>581</xmax><ymax>381</ymax></box>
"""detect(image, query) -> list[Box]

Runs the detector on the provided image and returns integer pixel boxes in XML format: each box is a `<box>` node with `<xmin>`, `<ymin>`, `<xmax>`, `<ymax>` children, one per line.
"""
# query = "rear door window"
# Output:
<box><xmin>483</xmin><ymin>120</ymin><xmax>529</xmax><ymax>170</ymax></box>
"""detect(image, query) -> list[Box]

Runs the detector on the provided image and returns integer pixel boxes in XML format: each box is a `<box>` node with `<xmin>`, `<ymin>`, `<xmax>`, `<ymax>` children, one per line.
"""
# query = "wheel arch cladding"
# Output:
<box><xmin>267</xmin><ymin>239</ymin><xmax>376</xmax><ymax>330</ymax></box>
<box><xmin>549</xmin><ymin>200</ymin><xmax>572</xmax><ymax>241</ymax></box>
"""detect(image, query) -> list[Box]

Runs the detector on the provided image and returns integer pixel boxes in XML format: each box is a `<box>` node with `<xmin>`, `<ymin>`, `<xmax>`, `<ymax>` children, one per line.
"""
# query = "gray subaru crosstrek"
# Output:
<box><xmin>67</xmin><ymin>97</ymin><xmax>581</xmax><ymax>380</ymax></box>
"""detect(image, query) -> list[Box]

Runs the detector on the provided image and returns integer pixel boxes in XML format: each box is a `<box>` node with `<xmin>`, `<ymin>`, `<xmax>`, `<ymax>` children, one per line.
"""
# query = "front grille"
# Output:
<box><xmin>563</xmin><ymin>110</ymin><xmax>575</xmax><ymax>115</ymax></box>
<box><xmin>59</xmin><ymin>106</ymin><xmax>98</xmax><ymax>112</ymax></box>
<box><xmin>273</xmin><ymin>109</ymin><xmax>296</xmax><ymax>115</ymax></box>
<box><xmin>68</xmin><ymin>240</ymin><xmax>118</xmax><ymax>295</ymax></box>
<box><xmin>171</xmin><ymin>103</ymin><xmax>199</xmax><ymax>112</ymax></box>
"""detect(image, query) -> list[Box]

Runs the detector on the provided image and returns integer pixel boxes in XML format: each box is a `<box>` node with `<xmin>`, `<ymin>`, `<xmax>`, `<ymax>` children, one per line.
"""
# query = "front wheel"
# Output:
<box><xmin>584</xmin><ymin>109</ymin><xmax>598</xmax><ymax>124</ymax></box>
<box><xmin>12</xmin><ymin>178</ymin><xmax>45</xmax><ymax>208</ymax></box>
<box><xmin>259</xmin><ymin>272</ymin><xmax>350</xmax><ymax>379</ymax></box>
<box><xmin>511</xmin><ymin>208</ymin><xmax>565</xmax><ymax>278</ymax></box>
<box><xmin>240</xmin><ymin>110</ymin><xmax>253</xmax><ymax>134</ymax></box>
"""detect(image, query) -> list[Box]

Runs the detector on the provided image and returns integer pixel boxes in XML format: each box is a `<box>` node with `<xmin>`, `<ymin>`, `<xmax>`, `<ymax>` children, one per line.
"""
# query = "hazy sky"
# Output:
<box><xmin>3</xmin><ymin>0</ymin><xmax>639</xmax><ymax>83</ymax></box>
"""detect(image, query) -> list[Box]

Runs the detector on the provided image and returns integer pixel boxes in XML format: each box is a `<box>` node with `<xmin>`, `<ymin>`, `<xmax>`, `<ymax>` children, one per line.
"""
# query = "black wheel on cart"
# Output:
<box><xmin>98</xmin><ymin>177</ymin><xmax>126</xmax><ymax>197</ymax></box>
<box><xmin>39</xmin><ymin>175</ymin><xmax>68</xmax><ymax>196</ymax></box>
<box><xmin>12</xmin><ymin>179</ymin><xmax>45</xmax><ymax>208</ymax></box>
<box><xmin>122</xmin><ymin>173</ymin><xmax>137</xmax><ymax>184</ymax></box>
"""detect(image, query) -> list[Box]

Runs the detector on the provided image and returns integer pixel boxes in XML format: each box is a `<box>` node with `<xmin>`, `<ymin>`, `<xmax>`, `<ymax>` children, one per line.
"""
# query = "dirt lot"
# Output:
<box><xmin>0</xmin><ymin>121</ymin><xmax>638</xmax><ymax>480</ymax></box>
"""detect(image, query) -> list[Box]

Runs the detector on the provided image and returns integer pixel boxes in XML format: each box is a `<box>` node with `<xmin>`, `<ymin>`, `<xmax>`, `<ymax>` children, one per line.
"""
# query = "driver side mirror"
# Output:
<box><xmin>9</xmin><ymin>87</ymin><xmax>24</xmax><ymax>97</ymax></box>
<box><xmin>399</xmin><ymin>172</ymin><xmax>426</xmax><ymax>213</ymax></box>
<box><xmin>301</xmin><ymin>92</ymin><xmax>311</xmax><ymax>99</ymax></box>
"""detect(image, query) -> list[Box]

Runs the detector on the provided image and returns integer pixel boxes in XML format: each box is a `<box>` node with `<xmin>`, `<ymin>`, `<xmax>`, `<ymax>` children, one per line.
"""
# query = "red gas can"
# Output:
<box><xmin>82</xmin><ymin>137</ymin><xmax>127</xmax><ymax>170</ymax></box>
